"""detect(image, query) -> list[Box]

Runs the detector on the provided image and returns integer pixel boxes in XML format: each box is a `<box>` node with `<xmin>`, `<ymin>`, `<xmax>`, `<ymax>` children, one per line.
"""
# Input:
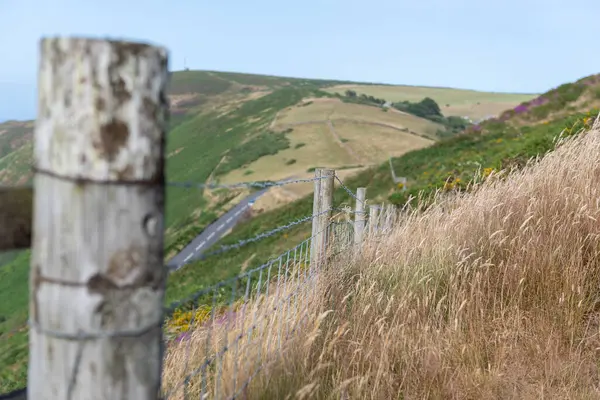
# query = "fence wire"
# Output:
<box><xmin>167</xmin><ymin>208</ymin><xmax>335</xmax><ymax>271</ymax></box>
<box><xmin>161</xmin><ymin>220</ymin><xmax>344</xmax><ymax>400</ymax></box>
<box><xmin>334</xmin><ymin>174</ymin><xmax>366</xmax><ymax>206</ymax></box>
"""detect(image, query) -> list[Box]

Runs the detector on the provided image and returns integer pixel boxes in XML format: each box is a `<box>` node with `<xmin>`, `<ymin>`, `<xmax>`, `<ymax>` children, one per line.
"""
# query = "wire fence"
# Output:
<box><xmin>0</xmin><ymin>171</ymin><xmax>395</xmax><ymax>400</ymax></box>
<box><xmin>161</xmin><ymin>222</ymin><xmax>337</xmax><ymax>399</ymax></box>
<box><xmin>160</xmin><ymin>173</ymin><xmax>359</xmax><ymax>399</ymax></box>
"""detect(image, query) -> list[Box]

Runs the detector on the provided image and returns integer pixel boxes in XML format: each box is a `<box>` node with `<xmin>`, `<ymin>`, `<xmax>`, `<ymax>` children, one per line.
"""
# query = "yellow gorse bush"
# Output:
<box><xmin>564</xmin><ymin>110</ymin><xmax>599</xmax><ymax>136</ymax></box>
<box><xmin>443</xmin><ymin>180</ymin><xmax>456</xmax><ymax>191</ymax></box>
<box><xmin>167</xmin><ymin>305</ymin><xmax>213</xmax><ymax>335</ymax></box>
<box><xmin>166</xmin><ymin>298</ymin><xmax>249</xmax><ymax>337</ymax></box>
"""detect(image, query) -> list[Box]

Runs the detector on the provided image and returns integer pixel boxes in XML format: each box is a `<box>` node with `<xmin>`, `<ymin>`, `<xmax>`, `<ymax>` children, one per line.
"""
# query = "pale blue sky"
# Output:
<box><xmin>0</xmin><ymin>0</ymin><xmax>598</xmax><ymax>122</ymax></box>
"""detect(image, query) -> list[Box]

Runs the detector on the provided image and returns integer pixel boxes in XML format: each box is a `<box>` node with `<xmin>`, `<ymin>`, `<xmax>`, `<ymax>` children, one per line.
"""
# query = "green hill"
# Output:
<box><xmin>0</xmin><ymin>70</ymin><xmax>534</xmax><ymax>256</ymax></box>
<box><xmin>2</xmin><ymin>70</ymin><xmax>591</xmax><ymax>393</ymax></box>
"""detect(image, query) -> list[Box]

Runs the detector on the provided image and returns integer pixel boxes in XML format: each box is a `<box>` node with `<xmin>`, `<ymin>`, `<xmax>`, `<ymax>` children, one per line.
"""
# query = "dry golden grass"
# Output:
<box><xmin>219</xmin><ymin>123</ymin><xmax>356</xmax><ymax>185</ymax></box>
<box><xmin>333</xmin><ymin>120</ymin><xmax>433</xmax><ymax>162</ymax></box>
<box><xmin>324</xmin><ymin>85</ymin><xmax>537</xmax><ymax>120</ymax></box>
<box><xmin>276</xmin><ymin>97</ymin><xmax>443</xmax><ymax>136</ymax></box>
<box><xmin>219</xmin><ymin>99</ymin><xmax>435</xmax><ymax>192</ymax></box>
<box><xmin>441</xmin><ymin>101</ymin><xmax>528</xmax><ymax>120</ymax></box>
<box><xmin>163</xmin><ymin>121</ymin><xmax>600</xmax><ymax>399</ymax></box>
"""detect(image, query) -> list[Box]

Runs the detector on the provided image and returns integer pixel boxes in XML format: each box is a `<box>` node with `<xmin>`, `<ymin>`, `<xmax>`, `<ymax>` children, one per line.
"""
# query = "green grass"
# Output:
<box><xmin>213</xmin><ymin>131</ymin><xmax>291</xmax><ymax>177</ymax></box>
<box><xmin>207</xmin><ymin>71</ymin><xmax>362</xmax><ymax>89</ymax></box>
<box><xmin>0</xmin><ymin>122</ymin><xmax>32</xmax><ymax>160</ymax></box>
<box><xmin>0</xmin><ymin>141</ymin><xmax>33</xmax><ymax>185</ymax></box>
<box><xmin>495</xmin><ymin>74</ymin><xmax>600</xmax><ymax>125</ymax></box>
<box><xmin>164</xmin><ymin>86</ymin><xmax>317</xmax><ymax>249</ymax></box>
<box><xmin>387</xmin><ymin>110</ymin><xmax>599</xmax><ymax>207</ymax></box>
<box><xmin>0</xmin><ymin>250</ymin><xmax>31</xmax><ymax>392</ymax></box>
<box><xmin>168</xmin><ymin>70</ymin><xmax>232</xmax><ymax>95</ymax></box>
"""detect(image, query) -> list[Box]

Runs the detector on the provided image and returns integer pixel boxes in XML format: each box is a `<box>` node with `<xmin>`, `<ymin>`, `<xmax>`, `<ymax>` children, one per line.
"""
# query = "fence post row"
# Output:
<box><xmin>354</xmin><ymin>187</ymin><xmax>366</xmax><ymax>246</ymax></box>
<box><xmin>28</xmin><ymin>37</ymin><xmax>169</xmax><ymax>400</ymax></box>
<box><xmin>310</xmin><ymin>168</ymin><xmax>334</xmax><ymax>267</ymax></box>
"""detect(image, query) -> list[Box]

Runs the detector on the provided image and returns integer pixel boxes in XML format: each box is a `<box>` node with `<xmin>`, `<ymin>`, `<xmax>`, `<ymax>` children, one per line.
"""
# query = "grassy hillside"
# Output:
<box><xmin>0</xmin><ymin>70</ymin><xmax>589</xmax><ymax>393</ymax></box>
<box><xmin>217</xmin><ymin>97</ymin><xmax>437</xmax><ymax>204</ymax></box>
<box><xmin>483</xmin><ymin>73</ymin><xmax>600</xmax><ymax>128</ymax></box>
<box><xmin>0</xmin><ymin>121</ymin><xmax>33</xmax><ymax>185</ymax></box>
<box><xmin>0</xmin><ymin>70</ymin><xmax>525</xmax><ymax>254</ymax></box>
<box><xmin>167</xmin><ymin>122</ymin><xmax>600</xmax><ymax>399</ymax></box>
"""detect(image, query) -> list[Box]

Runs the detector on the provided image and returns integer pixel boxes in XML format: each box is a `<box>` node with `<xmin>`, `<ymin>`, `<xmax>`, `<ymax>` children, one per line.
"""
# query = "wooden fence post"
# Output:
<box><xmin>28</xmin><ymin>37</ymin><xmax>169</xmax><ymax>400</ymax></box>
<box><xmin>353</xmin><ymin>188</ymin><xmax>366</xmax><ymax>246</ymax></box>
<box><xmin>310</xmin><ymin>169</ymin><xmax>323</xmax><ymax>267</ymax></box>
<box><xmin>383</xmin><ymin>203</ymin><xmax>394</xmax><ymax>233</ymax></box>
<box><xmin>310</xmin><ymin>168</ymin><xmax>334</xmax><ymax>267</ymax></box>
<box><xmin>368</xmin><ymin>205</ymin><xmax>379</xmax><ymax>235</ymax></box>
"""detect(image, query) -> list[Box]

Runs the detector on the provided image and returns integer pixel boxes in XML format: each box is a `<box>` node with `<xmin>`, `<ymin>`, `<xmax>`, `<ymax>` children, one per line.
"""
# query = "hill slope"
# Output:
<box><xmin>165</xmin><ymin>123</ymin><xmax>600</xmax><ymax>399</ymax></box>
<box><xmin>0</xmin><ymin>70</ymin><xmax>552</xmax><ymax>393</ymax></box>
<box><xmin>0</xmin><ymin>70</ymin><xmax>533</xmax><ymax>254</ymax></box>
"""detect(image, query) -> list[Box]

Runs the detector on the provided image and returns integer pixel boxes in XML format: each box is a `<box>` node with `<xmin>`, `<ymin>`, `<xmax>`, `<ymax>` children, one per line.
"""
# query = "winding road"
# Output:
<box><xmin>166</xmin><ymin>188</ymin><xmax>268</xmax><ymax>271</ymax></box>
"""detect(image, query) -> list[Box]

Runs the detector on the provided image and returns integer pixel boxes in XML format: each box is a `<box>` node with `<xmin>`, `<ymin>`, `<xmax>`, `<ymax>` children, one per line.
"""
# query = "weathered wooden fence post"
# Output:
<box><xmin>383</xmin><ymin>203</ymin><xmax>394</xmax><ymax>233</ymax></box>
<box><xmin>28</xmin><ymin>37</ymin><xmax>169</xmax><ymax>400</ymax></box>
<box><xmin>310</xmin><ymin>168</ymin><xmax>334</xmax><ymax>267</ymax></box>
<box><xmin>368</xmin><ymin>205</ymin><xmax>379</xmax><ymax>236</ymax></box>
<box><xmin>353</xmin><ymin>188</ymin><xmax>366</xmax><ymax>247</ymax></box>
<box><xmin>310</xmin><ymin>169</ymin><xmax>323</xmax><ymax>267</ymax></box>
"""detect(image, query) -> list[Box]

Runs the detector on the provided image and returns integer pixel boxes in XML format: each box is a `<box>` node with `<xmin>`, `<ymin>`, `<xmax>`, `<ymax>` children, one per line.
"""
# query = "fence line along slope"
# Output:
<box><xmin>170</xmin><ymin>120</ymin><xmax>600</xmax><ymax>399</ymax></box>
<box><xmin>0</xmin><ymin>163</ymin><xmax>367</xmax><ymax>397</ymax></box>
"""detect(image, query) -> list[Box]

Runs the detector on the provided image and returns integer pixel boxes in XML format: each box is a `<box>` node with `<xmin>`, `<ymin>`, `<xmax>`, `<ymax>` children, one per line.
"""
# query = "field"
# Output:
<box><xmin>276</xmin><ymin>97</ymin><xmax>442</xmax><ymax>138</ymax></box>
<box><xmin>325</xmin><ymin>84</ymin><xmax>538</xmax><ymax>120</ymax></box>
<box><xmin>220</xmin><ymin>123</ymin><xmax>356</xmax><ymax>182</ymax></box>
<box><xmin>220</xmin><ymin>104</ymin><xmax>434</xmax><ymax>183</ymax></box>
<box><xmin>332</xmin><ymin>120</ymin><xmax>433</xmax><ymax>161</ymax></box>
<box><xmin>217</xmin><ymin>97</ymin><xmax>436</xmax><ymax>209</ymax></box>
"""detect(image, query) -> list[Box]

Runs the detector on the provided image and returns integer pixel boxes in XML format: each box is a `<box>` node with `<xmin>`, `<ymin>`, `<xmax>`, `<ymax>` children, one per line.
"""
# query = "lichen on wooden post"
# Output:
<box><xmin>28</xmin><ymin>37</ymin><xmax>169</xmax><ymax>400</ymax></box>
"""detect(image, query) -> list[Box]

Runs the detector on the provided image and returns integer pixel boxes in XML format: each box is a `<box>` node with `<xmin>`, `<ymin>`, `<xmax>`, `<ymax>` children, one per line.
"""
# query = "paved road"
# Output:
<box><xmin>166</xmin><ymin>188</ymin><xmax>268</xmax><ymax>271</ymax></box>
